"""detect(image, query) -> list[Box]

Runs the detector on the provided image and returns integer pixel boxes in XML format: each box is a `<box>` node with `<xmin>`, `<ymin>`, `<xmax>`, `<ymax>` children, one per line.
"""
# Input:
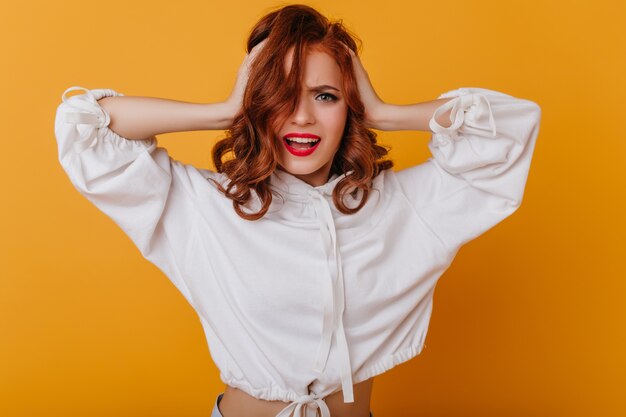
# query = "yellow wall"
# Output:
<box><xmin>1</xmin><ymin>0</ymin><xmax>624</xmax><ymax>416</ymax></box>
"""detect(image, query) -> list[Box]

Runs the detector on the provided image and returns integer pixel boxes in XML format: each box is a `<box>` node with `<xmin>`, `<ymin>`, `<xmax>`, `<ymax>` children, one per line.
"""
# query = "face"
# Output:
<box><xmin>274</xmin><ymin>46</ymin><xmax>348</xmax><ymax>187</ymax></box>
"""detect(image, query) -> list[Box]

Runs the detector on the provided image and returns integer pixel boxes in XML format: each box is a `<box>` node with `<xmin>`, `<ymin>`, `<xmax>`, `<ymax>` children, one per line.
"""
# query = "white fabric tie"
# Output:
<box><xmin>60</xmin><ymin>86</ymin><xmax>118</xmax><ymax>153</ymax></box>
<box><xmin>306</xmin><ymin>188</ymin><xmax>354</xmax><ymax>404</ymax></box>
<box><xmin>275</xmin><ymin>393</ymin><xmax>331</xmax><ymax>417</ymax></box>
<box><xmin>429</xmin><ymin>92</ymin><xmax>497</xmax><ymax>139</ymax></box>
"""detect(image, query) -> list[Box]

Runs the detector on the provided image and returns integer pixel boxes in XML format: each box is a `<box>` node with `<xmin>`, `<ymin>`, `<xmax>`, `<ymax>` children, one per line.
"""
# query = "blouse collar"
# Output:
<box><xmin>268</xmin><ymin>168</ymin><xmax>356</xmax><ymax>203</ymax></box>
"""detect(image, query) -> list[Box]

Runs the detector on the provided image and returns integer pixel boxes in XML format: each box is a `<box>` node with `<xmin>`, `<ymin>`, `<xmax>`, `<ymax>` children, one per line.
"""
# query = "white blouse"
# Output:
<box><xmin>54</xmin><ymin>85</ymin><xmax>541</xmax><ymax>417</ymax></box>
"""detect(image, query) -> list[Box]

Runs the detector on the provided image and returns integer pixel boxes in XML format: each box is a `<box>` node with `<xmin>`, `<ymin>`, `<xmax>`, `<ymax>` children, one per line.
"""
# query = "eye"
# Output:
<box><xmin>316</xmin><ymin>92</ymin><xmax>338</xmax><ymax>102</ymax></box>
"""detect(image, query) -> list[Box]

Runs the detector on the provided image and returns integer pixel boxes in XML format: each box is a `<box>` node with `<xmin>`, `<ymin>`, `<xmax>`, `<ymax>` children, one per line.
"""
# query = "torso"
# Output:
<box><xmin>217</xmin><ymin>377</ymin><xmax>374</xmax><ymax>417</ymax></box>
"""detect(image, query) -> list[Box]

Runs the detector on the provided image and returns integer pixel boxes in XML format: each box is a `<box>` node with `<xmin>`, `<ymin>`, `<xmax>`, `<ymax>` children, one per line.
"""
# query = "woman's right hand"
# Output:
<box><xmin>224</xmin><ymin>39</ymin><xmax>268</xmax><ymax>120</ymax></box>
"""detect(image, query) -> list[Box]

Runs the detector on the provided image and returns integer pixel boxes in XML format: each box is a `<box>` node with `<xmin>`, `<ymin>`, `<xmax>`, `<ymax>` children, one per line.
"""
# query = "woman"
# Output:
<box><xmin>53</xmin><ymin>4</ymin><xmax>542</xmax><ymax>417</ymax></box>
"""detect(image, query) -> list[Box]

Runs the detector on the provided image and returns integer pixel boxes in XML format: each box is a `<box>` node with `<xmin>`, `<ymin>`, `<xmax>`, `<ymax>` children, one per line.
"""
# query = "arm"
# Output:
<box><xmin>395</xmin><ymin>87</ymin><xmax>542</xmax><ymax>252</ymax></box>
<box><xmin>97</xmin><ymin>96</ymin><xmax>235</xmax><ymax>140</ymax></box>
<box><xmin>346</xmin><ymin>48</ymin><xmax>541</xmax><ymax>251</ymax></box>
<box><xmin>372</xmin><ymin>98</ymin><xmax>456</xmax><ymax>131</ymax></box>
<box><xmin>345</xmin><ymin>46</ymin><xmax>456</xmax><ymax>132</ymax></box>
<box><xmin>96</xmin><ymin>39</ymin><xmax>269</xmax><ymax>141</ymax></box>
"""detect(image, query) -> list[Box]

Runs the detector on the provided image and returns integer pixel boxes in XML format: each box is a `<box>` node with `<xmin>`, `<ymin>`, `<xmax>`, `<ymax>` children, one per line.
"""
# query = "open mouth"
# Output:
<box><xmin>284</xmin><ymin>137</ymin><xmax>321</xmax><ymax>149</ymax></box>
<box><xmin>282</xmin><ymin>136</ymin><xmax>322</xmax><ymax>156</ymax></box>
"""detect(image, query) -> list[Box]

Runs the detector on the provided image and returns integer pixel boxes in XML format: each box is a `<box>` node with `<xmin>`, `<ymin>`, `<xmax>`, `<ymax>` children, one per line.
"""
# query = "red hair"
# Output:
<box><xmin>211</xmin><ymin>4</ymin><xmax>394</xmax><ymax>220</ymax></box>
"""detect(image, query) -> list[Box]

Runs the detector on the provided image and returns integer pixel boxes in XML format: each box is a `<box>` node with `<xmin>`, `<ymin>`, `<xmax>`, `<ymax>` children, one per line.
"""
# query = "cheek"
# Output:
<box><xmin>322</xmin><ymin>107</ymin><xmax>348</xmax><ymax>136</ymax></box>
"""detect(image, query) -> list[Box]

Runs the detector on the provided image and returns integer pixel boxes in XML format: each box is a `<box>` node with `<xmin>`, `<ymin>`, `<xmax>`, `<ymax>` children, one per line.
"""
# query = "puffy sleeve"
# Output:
<box><xmin>54</xmin><ymin>86</ymin><xmax>201</xmax><ymax>304</ymax></box>
<box><xmin>395</xmin><ymin>87</ymin><xmax>542</xmax><ymax>253</ymax></box>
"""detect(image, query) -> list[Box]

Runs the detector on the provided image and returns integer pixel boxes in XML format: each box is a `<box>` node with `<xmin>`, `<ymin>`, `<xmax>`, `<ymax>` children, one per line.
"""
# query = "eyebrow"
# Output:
<box><xmin>307</xmin><ymin>84</ymin><xmax>341</xmax><ymax>92</ymax></box>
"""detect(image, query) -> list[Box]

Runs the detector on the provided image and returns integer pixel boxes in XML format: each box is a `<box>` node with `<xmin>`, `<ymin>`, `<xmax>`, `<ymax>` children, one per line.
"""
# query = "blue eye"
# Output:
<box><xmin>317</xmin><ymin>93</ymin><xmax>337</xmax><ymax>102</ymax></box>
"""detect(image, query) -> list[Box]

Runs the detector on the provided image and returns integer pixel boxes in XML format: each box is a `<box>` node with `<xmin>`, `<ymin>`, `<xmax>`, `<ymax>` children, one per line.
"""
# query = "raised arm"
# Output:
<box><xmin>98</xmin><ymin>39</ymin><xmax>268</xmax><ymax>140</ymax></box>
<box><xmin>371</xmin><ymin>98</ymin><xmax>458</xmax><ymax>131</ymax></box>
<box><xmin>346</xmin><ymin>47</ymin><xmax>542</xmax><ymax>252</ymax></box>
<box><xmin>346</xmin><ymin>46</ymin><xmax>458</xmax><ymax>132</ymax></box>
<box><xmin>96</xmin><ymin>95</ymin><xmax>236</xmax><ymax>140</ymax></box>
<box><xmin>391</xmin><ymin>87</ymin><xmax>542</xmax><ymax>252</ymax></box>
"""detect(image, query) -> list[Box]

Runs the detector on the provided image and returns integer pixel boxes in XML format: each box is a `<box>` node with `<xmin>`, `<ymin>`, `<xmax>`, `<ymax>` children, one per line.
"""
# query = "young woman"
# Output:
<box><xmin>53</xmin><ymin>4</ymin><xmax>542</xmax><ymax>417</ymax></box>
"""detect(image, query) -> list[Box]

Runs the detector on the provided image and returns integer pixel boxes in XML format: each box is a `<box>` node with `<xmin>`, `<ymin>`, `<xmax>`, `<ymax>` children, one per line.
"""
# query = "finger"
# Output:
<box><xmin>250</xmin><ymin>38</ymin><xmax>268</xmax><ymax>55</ymax></box>
<box><xmin>243</xmin><ymin>39</ymin><xmax>268</xmax><ymax>70</ymax></box>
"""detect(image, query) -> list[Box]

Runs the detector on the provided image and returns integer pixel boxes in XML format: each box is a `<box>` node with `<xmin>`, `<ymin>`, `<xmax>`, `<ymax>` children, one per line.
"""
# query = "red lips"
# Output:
<box><xmin>282</xmin><ymin>132</ymin><xmax>322</xmax><ymax>157</ymax></box>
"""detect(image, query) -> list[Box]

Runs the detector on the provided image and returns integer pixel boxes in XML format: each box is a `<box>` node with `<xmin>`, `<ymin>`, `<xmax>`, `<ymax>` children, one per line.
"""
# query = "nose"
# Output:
<box><xmin>291</xmin><ymin>97</ymin><xmax>315</xmax><ymax>126</ymax></box>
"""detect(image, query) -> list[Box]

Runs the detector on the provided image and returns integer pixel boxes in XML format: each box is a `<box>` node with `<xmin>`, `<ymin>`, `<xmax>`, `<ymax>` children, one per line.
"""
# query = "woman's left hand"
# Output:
<box><xmin>346</xmin><ymin>47</ymin><xmax>387</xmax><ymax>130</ymax></box>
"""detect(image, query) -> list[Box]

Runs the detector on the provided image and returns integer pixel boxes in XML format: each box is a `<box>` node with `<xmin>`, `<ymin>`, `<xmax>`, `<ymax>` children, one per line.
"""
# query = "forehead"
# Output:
<box><xmin>284</xmin><ymin>46</ymin><xmax>343</xmax><ymax>87</ymax></box>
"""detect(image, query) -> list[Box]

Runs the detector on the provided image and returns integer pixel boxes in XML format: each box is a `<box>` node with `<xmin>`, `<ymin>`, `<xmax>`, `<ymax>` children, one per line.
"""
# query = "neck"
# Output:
<box><xmin>279</xmin><ymin>160</ymin><xmax>334</xmax><ymax>187</ymax></box>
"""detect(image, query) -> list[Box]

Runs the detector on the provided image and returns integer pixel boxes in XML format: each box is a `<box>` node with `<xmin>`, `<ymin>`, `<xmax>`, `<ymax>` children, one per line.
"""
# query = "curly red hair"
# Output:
<box><xmin>211</xmin><ymin>4</ymin><xmax>394</xmax><ymax>220</ymax></box>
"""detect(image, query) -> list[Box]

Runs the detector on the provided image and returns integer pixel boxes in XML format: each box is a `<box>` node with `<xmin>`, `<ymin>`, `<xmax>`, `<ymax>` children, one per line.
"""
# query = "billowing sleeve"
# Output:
<box><xmin>395</xmin><ymin>87</ymin><xmax>542</xmax><ymax>253</ymax></box>
<box><xmin>54</xmin><ymin>86</ymin><xmax>200</xmax><ymax>304</ymax></box>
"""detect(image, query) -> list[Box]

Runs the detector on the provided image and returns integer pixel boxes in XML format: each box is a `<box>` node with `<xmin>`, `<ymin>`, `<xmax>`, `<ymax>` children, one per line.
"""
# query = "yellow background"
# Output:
<box><xmin>1</xmin><ymin>0</ymin><xmax>625</xmax><ymax>416</ymax></box>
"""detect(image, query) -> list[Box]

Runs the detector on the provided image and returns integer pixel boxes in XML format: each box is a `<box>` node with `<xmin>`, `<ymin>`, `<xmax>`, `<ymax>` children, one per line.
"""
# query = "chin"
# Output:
<box><xmin>282</xmin><ymin>167</ymin><xmax>320</xmax><ymax>177</ymax></box>
<box><xmin>279</xmin><ymin>160</ymin><xmax>325</xmax><ymax>176</ymax></box>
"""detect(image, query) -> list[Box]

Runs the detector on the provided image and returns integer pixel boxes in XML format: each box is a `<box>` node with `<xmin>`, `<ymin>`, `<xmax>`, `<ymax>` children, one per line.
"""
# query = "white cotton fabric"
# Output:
<box><xmin>54</xmin><ymin>85</ymin><xmax>541</xmax><ymax>417</ymax></box>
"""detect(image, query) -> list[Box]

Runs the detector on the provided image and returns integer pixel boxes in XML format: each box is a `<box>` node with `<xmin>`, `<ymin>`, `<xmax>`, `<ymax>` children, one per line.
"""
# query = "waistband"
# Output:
<box><xmin>211</xmin><ymin>392</ymin><xmax>374</xmax><ymax>417</ymax></box>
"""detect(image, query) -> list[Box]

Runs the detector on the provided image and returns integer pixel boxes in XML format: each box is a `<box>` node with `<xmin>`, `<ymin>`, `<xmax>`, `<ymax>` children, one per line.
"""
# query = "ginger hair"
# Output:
<box><xmin>211</xmin><ymin>4</ymin><xmax>394</xmax><ymax>220</ymax></box>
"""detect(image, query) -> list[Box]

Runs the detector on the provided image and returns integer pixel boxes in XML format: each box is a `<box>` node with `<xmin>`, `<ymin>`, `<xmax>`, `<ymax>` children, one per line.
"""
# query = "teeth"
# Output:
<box><xmin>285</xmin><ymin>137</ymin><xmax>320</xmax><ymax>143</ymax></box>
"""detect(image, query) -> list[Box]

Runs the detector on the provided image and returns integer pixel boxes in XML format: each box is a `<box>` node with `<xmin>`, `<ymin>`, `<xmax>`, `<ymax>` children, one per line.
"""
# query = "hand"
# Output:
<box><xmin>346</xmin><ymin>46</ymin><xmax>387</xmax><ymax>129</ymax></box>
<box><xmin>224</xmin><ymin>39</ymin><xmax>268</xmax><ymax>119</ymax></box>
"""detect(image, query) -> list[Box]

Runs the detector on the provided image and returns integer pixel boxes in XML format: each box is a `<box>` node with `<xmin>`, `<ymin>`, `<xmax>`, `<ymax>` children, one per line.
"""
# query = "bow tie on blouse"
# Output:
<box><xmin>275</xmin><ymin>393</ymin><xmax>332</xmax><ymax>417</ymax></box>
